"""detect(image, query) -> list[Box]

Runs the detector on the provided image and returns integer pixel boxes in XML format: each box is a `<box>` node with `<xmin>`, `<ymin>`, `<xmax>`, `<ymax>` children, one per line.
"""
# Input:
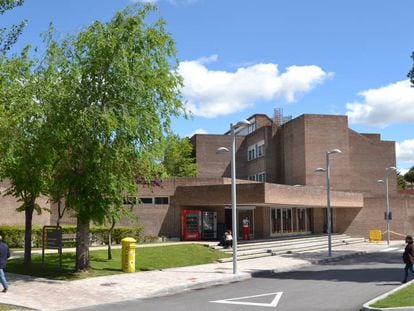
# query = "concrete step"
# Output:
<box><xmin>217</xmin><ymin>252</ymin><xmax>273</xmax><ymax>263</ymax></box>
<box><xmin>217</xmin><ymin>234</ymin><xmax>361</xmax><ymax>253</ymax></box>
<box><xmin>216</xmin><ymin>235</ymin><xmax>365</xmax><ymax>262</ymax></box>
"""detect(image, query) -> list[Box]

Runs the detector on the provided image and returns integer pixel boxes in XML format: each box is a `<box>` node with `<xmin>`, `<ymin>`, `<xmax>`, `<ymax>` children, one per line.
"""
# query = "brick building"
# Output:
<box><xmin>2</xmin><ymin>113</ymin><xmax>414</xmax><ymax>241</ymax></box>
<box><xmin>88</xmin><ymin>113</ymin><xmax>414</xmax><ymax>240</ymax></box>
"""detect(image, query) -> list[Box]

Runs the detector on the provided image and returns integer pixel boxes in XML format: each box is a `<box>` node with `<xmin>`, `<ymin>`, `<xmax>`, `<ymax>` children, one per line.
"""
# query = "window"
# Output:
<box><xmin>238</xmin><ymin>118</ymin><xmax>256</xmax><ymax>136</ymax></box>
<box><xmin>248</xmin><ymin>172</ymin><xmax>266</xmax><ymax>182</ymax></box>
<box><xmin>256</xmin><ymin>172</ymin><xmax>266</xmax><ymax>182</ymax></box>
<box><xmin>139</xmin><ymin>197</ymin><xmax>153</xmax><ymax>204</ymax></box>
<box><xmin>154</xmin><ymin>197</ymin><xmax>169</xmax><ymax>204</ymax></box>
<box><xmin>248</xmin><ymin>145</ymin><xmax>256</xmax><ymax>161</ymax></box>
<box><xmin>247</xmin><ymin>121</ymin><xmax>256</xmax><ymax>134</ymax></box>
<box><xmin>247</xmin><ymin>141</ymin><xmax>265</xmax><ymax>161</ymax></box>
<box><xmin>257</xmin><ymin>141</ymin><xmax>265</xmax><ymax>157</ymax></box>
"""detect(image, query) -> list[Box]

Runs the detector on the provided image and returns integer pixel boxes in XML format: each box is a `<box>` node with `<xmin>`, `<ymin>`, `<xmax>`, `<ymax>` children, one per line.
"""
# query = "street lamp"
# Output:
<box><xmin>377</xmin><ymin>166</ymin><xmax>397</xmax><ymax>246</ymax></box>
<box><xmin>315</xmin><ymin>148</ymin><xmax>342</xmax><ymax>257</ymax></box>
<box><xmin>216</xmin><ymin>119</ymin><xmax>251</xmax><ymax>274</ymax></box>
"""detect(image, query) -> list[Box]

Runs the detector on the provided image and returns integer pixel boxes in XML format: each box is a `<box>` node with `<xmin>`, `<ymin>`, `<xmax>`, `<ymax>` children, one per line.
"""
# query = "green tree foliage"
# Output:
<box><xmin>163</xmin><ymin>134</ymin><xmax>197</xmax><ymax>177</ymax></box>
<box><xmin>397</xmin><ymin>171</ymin><xmax>407</xmax><ymax>190</ymax></box>
<box><xmin>0</xmin><ymin>47</ymin><xmax>53</xmax><ymax>265</ymax></box>
<box><xmin>0</xmin><ymin>0</ymin><xmax>26</xmax><ymax>54</ymax></box>
<box><xmin>404</xmin><ymin>166</ymin><xmax>414</xmax><ymax>188</ymax></box>
<box><xmin>43</xmin><ymin>4</ymin><xmax>185</xmax><ymax>271</ymax></box>
<box><xmin>408</xmin><ymin>52</ymin><xmax>414</xmax><ymax>87</ymax></box>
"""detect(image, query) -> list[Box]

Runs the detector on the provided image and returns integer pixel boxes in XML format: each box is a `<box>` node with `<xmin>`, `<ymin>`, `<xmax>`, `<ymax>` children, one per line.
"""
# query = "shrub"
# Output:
<box><xmin>0</xmin><ymin>225</ymin><xmax>144</xmax><ymax>248</ymax></box>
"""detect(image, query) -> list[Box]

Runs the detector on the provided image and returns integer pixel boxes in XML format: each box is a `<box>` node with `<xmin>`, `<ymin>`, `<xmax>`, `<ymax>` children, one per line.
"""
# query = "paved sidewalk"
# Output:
<box><xmin>0</xmin><ymin>241</ymin><xmax>406</xmax><ymax>311</ymax></box>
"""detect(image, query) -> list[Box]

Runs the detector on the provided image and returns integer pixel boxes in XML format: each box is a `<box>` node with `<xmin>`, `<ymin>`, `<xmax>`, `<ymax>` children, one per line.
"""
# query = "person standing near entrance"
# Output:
<box><xmin>402</xmin><ymin>235</ymin><xmax>414</xmax><ymax>284</ymax></box>
<box><xmin>242</xmin><ymin>216</ymin><xmax>250</xmax><ymax>240</ymax></box>
<box><xmin>0</xmin><ymin>235</ymin><xmax>10</xmax><ymax>293</ymax></box>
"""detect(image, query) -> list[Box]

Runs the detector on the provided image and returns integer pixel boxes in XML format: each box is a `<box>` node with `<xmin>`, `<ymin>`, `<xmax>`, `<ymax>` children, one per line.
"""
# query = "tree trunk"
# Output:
<box><xmin>23</xmin><ymin>199</ymin><xmax>35</xmax><ymax>266</ymax></box>
<box><xmin>107</xmin><ymin>217</ymin><xmax>116</xmax><ymax>260</ymax></box>
<box><xmin>108</xmin><ymin>232</ymin><xmax>112</xmax><ymax>260</ymax></box>
<box><xmin>75</xmin><ymin>218</ymin><xmax>90</xmax><ymax>272</ymax></box>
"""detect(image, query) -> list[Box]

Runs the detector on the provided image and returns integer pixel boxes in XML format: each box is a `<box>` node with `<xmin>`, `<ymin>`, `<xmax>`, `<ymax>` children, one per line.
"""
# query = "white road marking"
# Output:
<box><xmin>210</xmin><ymin>292</ymin><xmax>283</xmax><ymax>308</ymax></box>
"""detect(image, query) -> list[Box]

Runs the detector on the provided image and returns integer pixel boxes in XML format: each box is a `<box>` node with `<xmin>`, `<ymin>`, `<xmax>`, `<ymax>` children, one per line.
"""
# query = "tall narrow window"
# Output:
<box><xmin>247</xmin><ymin>145</ymin><xmax>256</xmax><ymax>161</ymax></box>
<box><xmin>257</xmin><ymin>140</ymin><xmax>265</xmax><ymax>157</ymax></box>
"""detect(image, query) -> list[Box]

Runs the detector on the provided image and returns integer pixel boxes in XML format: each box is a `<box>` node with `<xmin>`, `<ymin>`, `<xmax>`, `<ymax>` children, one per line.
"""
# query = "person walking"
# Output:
<box><xmin>402</xmin><ymin>235</ymin><xmax>414</xmax><ymax>284</ymax></box>
<box><xmin>242</xmin><ymin>216</ymin><xmax>250</xmax><ymax>240</ymax></box>
<box><xmin>0</xmin><ymin>235</ymin><xmax>10</xmax><ymax>293</ymax></box>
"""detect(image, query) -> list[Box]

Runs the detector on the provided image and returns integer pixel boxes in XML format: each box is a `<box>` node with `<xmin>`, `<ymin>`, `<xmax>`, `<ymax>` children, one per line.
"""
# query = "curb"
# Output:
<box><xmin>310</xmin><ymin>251</ymin><xmax>366</xmax><ymax>264</ymax></box>
<box><xmin>361</xmin><ymin>279</ymin><xmax>414</xmax><ymax>311</ymax></box>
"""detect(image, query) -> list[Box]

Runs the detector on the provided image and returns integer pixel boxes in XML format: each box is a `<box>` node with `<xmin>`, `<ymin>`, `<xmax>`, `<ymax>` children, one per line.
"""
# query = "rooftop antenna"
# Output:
<box><xmin>274</xmin><ymin>107</ymin><xmax>283</xmax><ymax>127</ymax></box>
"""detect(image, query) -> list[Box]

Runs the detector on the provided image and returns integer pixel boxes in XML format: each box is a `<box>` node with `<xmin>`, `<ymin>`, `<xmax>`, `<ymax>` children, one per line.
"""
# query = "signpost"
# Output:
<box><xmin>42</xmin><ymin>226</ymin><xmax>63</xmax><ymax>268</ymax></box>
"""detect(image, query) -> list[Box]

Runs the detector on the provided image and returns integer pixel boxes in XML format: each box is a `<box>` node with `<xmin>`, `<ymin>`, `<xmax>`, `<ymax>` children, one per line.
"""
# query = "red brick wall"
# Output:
<box><xmin>0</xmin><ymin>180</ymin><xmax>51</xmax><ymax>226</ymax></box>
<box><xmin>343</xmin><ymin>194</ymin><xmax>414</xmax><ymax>239</ymax></box>
<box><xmin>191</xmin><ymin>134</ymin><xmax>245</xmax><ymax>179</ymax></box>
<box><xmin>348</xmin><ymin>130</ymin><xmax>396</xmax><ymax>195</ymax></box>
<box><xmin>302</xmin><ymin>114</ymin><xmax>351</xmax><ymax>190</ymax></box>
<box><xmin>280</xmin><ymin>116</ymin><xmax>306</xmax><ymax>185</ymax></box>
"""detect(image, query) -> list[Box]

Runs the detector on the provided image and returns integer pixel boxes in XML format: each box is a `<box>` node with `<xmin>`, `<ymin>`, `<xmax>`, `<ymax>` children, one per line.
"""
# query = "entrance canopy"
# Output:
<box><xmin>174</xmin><ymin>182</ymin><xmax>363</xmax><ymax>209</ymax></box>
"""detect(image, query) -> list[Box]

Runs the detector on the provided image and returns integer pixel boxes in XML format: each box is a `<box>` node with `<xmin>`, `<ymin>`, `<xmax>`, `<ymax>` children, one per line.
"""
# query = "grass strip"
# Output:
<box><xmin>371</xmin><ymin>283</ymin><xmax>414</xmax><ymax>308</ymax></box>
<box><xmin>0</xmin><ymin>304</ymin><xmax>32</xmax><ymax>310</ymax></box>
<box><xmin>5</xmin><ymin>244</ymin><xmax>230</xmax><ymax>280</ymax></box>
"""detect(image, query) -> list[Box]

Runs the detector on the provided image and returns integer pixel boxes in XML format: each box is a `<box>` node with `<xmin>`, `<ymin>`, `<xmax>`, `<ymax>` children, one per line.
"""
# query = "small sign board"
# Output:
<box><xmin>369</xmin><ymin>229</ymin><xmax>382</xmax><ymax>243</ymax></box>
<box><xmin>42</xmin><ymin>226</ymin><xmax>63</xmax><ymax>268</ymax></box>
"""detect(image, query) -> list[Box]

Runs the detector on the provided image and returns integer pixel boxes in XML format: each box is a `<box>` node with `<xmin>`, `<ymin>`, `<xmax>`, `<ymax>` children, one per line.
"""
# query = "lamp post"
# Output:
<box><xmin>377</xmin><ymin>166</ymin><xmax>396</xmax><ymax>246</ymax></box>
<box><xmin>217</xmin><ymin>119</ymin><xmax>250</xmax><ymax>274</ymax></box>
<box><xmin>315</xmin><ymin>148</ymin><xmax>342</xmax><ymax>257</ymax></box>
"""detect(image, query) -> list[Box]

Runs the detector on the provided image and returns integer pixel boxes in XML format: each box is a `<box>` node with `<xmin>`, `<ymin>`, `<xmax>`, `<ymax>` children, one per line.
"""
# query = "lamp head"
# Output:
<box><xmin>235</xmin><ymin>119</ymin><xmax>251</xmax><ymax>129</ymax></box>
<box><xmin>377</xmin><ymin>179</ymin><xmax>385</xmax><ymax>184</ymax></box>
<box><xmin>327</xmin><ymin>148</ymin><xmax>342</xmax><ymax>155</ymax></box>
<box><xmin>315</xmin><ymin>167</ymin><xmax>326</xmax><ymax>173</ymax></box>
<box><xmin>216</xmin><ymin>147</ymin><xmax>230</xmax><ymax>154</ymax></box>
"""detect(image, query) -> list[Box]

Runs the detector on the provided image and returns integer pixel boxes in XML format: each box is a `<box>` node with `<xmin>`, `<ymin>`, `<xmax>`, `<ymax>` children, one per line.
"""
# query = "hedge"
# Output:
<box><xmin>0</xmin><ymin>225</ymin><xmax>145</xmax><ymax>248</ymax></box>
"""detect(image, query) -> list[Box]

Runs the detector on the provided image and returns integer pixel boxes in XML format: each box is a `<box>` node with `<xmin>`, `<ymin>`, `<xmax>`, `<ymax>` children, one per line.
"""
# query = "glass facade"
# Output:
<box><xmin>271</xmin><ymin>207</ymin><xmax>312</xmax><ymax>235</ymax></box>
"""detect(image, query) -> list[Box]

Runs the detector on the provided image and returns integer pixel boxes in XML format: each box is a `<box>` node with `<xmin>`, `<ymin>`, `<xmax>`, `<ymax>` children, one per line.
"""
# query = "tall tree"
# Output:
<box><xmin>397</xmin><ymin>171</ymin><xmax>407</xmax><ymax>190</ymax></box>
<box><xmin>162</xmin><ymin>134</ymin><xmax>197</xmax><ymax>177</ymax></box>
<box><xmin>408</xmin><ymin>52</ymin><xmax>414</xmax><ymax>87</ymax></box>
<box><xmin>44</xmin><ymin>4</ymin><xmax>185</xmax><ymax>271</ymax></box>
<box><xmin>0</xmin><ymin>48</ymin><xmax>53</xmax><ymax>265</ymax></box>
<box><xmin>404</xmin><ymin>166</ymin><xmax>414</xmax><ymax>188</ymax></box>
<box><xmin>0</xmin><ymin>0</ymin><xmax>26</xmax><ymax>54</ymax></box>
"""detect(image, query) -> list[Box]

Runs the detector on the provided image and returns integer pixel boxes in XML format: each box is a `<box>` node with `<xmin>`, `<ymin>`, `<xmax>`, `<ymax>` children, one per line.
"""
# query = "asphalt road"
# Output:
<box><xmin>70</xmin><ymin>250</ymin><xmax>406</xmax><ymax>311</ymax></box>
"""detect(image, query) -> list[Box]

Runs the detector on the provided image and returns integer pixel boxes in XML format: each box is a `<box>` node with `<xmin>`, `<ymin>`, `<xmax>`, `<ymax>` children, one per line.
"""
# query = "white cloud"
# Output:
<box><xmin>346</xmin><ymin>80</ymin><xmax>414</xmax><ymax>127</ymax></box>
<box><xmin>396</xmin><ymin>139</ymin><xmax>414</xmax><ymax>164</ymax></box>
<box><xmin>178</xmin><ymin>56</ymin><xmax>332</xmax><ymax>118</ymax></box>
<box><xmin>399</xmin><ymin>168</ymin><xmax>409</xmax><ymax>176</ymax></box>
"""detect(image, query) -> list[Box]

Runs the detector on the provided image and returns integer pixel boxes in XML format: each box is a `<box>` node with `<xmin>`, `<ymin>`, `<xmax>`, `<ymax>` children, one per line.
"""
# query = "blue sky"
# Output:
<box><xmin>3</xmin><ymin>0</ymin><xmax>414</xmax><ymax>172</ymax></box>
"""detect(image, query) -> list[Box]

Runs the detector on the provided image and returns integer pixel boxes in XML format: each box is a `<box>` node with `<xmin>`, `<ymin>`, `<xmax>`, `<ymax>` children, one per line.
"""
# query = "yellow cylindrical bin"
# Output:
<box><xmin>121</xmin><ymin>237</ymin><xmax>136</xmax><ymax>273</ymax></box>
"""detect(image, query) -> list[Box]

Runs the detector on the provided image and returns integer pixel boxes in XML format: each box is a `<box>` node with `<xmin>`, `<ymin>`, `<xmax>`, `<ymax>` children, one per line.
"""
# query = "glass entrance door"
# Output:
<box><xmin>271</xmin><ymin>207</ymin><xmax>312</xmax><ymax>236</ymax></box>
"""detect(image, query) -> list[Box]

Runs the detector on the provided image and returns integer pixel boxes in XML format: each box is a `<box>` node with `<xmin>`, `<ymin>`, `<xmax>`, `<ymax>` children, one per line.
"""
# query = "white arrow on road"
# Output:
<box><xmin>210</xmin><ymin>292</ymin><xmax>283</xmax><ymax>308</ymax></box>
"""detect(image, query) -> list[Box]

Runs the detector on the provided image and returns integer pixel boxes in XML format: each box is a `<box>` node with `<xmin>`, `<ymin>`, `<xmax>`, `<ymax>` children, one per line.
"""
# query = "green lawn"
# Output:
<box><xmin>6</xmin><ymin>244</ymin><xmax>230</xmax><ymax>280</ymax></box>
<box><xmin>371</xmin><ymin>283</ymin><xmax>414</xmax><ymax>308</ymax></box>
